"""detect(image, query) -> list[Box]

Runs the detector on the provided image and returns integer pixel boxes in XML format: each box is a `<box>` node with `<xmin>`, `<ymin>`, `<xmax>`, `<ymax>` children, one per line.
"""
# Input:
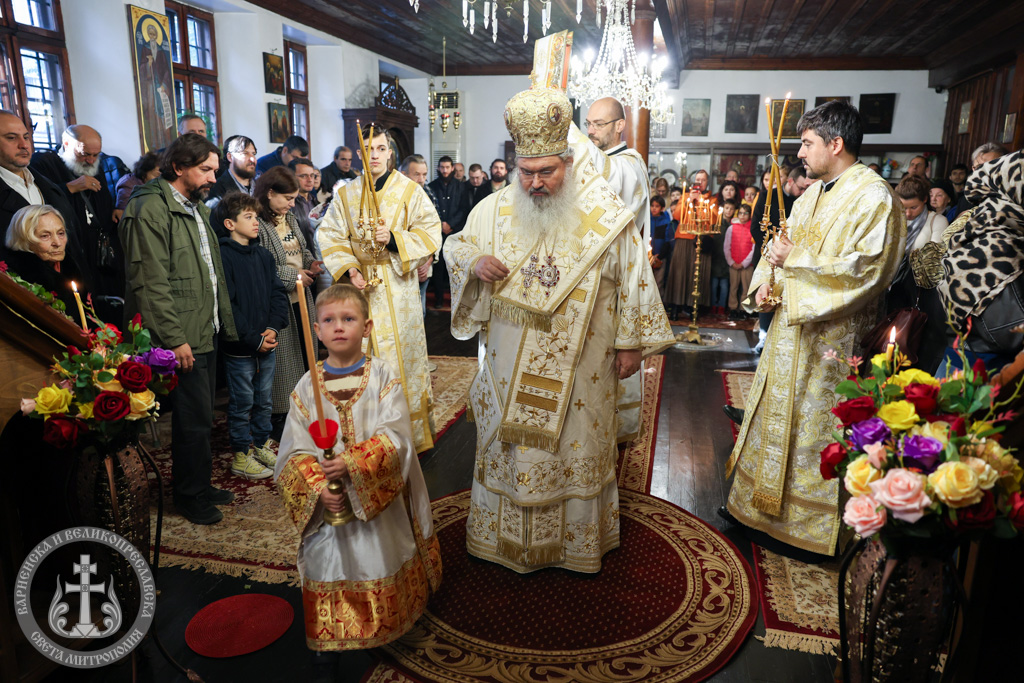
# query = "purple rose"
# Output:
<box><xmin>141</xmin><ymin>347</ymin><xmax>178</xmax><ymax>375</ymax></box>
<box><xmin>900</xmin><ymin>435</ymin><xmax>943</xmax><ymax>473</ymax></box>
<box><xmin>850</xmin><ymin>417</ymin><xmax>891</xmax><ymax>450</ymax></box>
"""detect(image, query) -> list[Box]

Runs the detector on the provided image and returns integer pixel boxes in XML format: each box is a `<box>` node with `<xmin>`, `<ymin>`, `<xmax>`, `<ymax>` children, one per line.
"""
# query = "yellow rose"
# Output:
<box><xmin>76</xmin><ymin>402</ymin><xmax>94</xmax><ymax>420</ymax></box>
<box><xmin>928</xmin><ymin>461</ymin><xmax>983</xmax><ymax>508</ymax></box>
<box><xmin>961</xmin><ymin>456</ymin><xmax>999</xmax><ymax>490</ymax></box>
<box><xmin>910</xmin><ymin>421</ymin><xmax>950</xmax><ymax>446</ymax></box>
<box><xmin>34</xmin><ymin>385</ymin><xmax>73</xmax><ymax>416</ymax></box>
<box><xmin>876</xmin><ymin>400</ymin><xmax>920</xmax><ymax>432</ymax></box>
<box><xmin>127</xmin><ymin>390</ymin><xmax>156</xmax><ymax>420</ymax></box>
<box><xmin>889</xmin><ymin>368</ymin><xmax>941</xmax><ymax>388</ymax></box>
<box><xmin>978</xmin><ymin>442</ymin><xmax>1024</xmax><ymax>494</ymax></box>
<box><xmin>844</xmin><ymin>456</ymin><xmax>883</xmax><ymax>496</ymax></box>
<box><xmin>871</xmin><ymin>353</ymin><xmax>889</xmax><ymax>369</ymax></box>
<box><xmin>94</xmin><ymin>370</ymin><xmax>123</xmax><ymax>393</ymax></box>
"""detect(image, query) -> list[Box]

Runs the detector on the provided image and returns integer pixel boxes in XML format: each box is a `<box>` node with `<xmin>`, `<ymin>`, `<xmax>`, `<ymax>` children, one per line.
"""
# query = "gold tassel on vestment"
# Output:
<box><xmin>497</xmin><ymin>424</ymin><xmax>559</xmax><ymax>453</ymax></box>
<box><xmin>495</xmin><ymin>538</ymin><xmax>564</xmax><ymax>566</ymax></box>
<box><xmin>490</xmin><ymin>298</ymin><xmax>553</xmax><ymax>332</ymax></box>
<box><xmin>751</xmin><ymin>491</ymin><xmax>783</xmax><ymax>516</ymax></box>
<box><xmin>496</xmin><ymin>538</ymin><xmax>525</xmax><ymax>564</ymax></box>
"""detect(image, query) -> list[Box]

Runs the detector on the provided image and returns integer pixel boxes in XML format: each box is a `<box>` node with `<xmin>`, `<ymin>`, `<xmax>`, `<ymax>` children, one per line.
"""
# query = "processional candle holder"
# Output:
<box><xmin>308</xmin><ymin>420</ymin><xmax>355</xmax><ymax>526</ymax></box>
<box><xmin>676</xmin><ymin>198</ymin><xmax>721</xmax><ymax>345</ymax></box>
<box><xmin>757</xmin><ymin>93</ymin><xmax>791</xmax><ymax>313</ymax></box>
<box><xmin>355</xmin><ymin>121</ymin><xmax>387</xmax><ymax>290</ymax></box>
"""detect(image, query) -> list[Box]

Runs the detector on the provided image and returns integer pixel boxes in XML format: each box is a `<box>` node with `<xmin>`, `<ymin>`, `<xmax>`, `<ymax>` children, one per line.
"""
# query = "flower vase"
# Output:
<box><xmin>71</xmin><ymin>439</ymin><xmax>152</xmax><ymax>619</ymax></box>
<box><xmin>839</xmin><ymin>536</ymin><xmax>958</xmax><ymax>683</ymax></box>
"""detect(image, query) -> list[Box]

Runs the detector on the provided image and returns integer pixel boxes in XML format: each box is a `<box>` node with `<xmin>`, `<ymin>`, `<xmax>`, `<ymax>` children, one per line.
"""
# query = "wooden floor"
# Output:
<box><xmin>50</xmin><ymin>311</ymin><xmax>837</xmax><ymax>683</ymax></box>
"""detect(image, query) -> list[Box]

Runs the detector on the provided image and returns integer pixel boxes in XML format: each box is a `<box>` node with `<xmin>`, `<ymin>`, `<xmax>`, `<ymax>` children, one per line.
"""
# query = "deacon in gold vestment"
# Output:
<box><xmin>318</xmin><ymin>126</ymin><xmax>442</xmax><ymax>453</ymax></box>
<box><xmin>726</xmin><ymin>101</ymin><xmax>905</xmax><ymax>555</ymax></box>
<box><xmin>445</xmin><ymin>88</ymin><xmax>674</xmax><ymax>573</ymax></box>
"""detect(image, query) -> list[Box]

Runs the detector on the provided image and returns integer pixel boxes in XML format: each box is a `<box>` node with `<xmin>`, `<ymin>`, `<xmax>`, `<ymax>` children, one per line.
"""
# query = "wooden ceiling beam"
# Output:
<box><xmin>686</xmin><ymin>56</ymin><xmax>927</xmax><ymax>70</ymax></box>
<box><xmin>858</xmin><ymin>0</ymin><xmax>931</xmax><ymax>54</ymax></box>
<box><xmin>725</xmin><ymin>0</ymin><xmax>747</xmax><ymax>59</ymax></box>
<box><xmin>878</xmin><ymin>0</ymin><xmax>961</xmax><ymax>57</ymax></box>
<box><xmin>768</xmin><ymin>0</ymin><xmax>808</xmax><ymax>57</ymax></box>
<box><xmin>924</xmin><ymin>0</ymin><xmax>1024</xmax><ymax>66</ymax></box>
<box><xmin>797</xmin><ymin>0</ymin><xmax>840</xmax><ymax>47</ymax></box>
<box><xmin>651</xmin><ymin>0</ymin><xmax>682</xmax><ymax>78</ymax></box>
<box><xmin>703</xmin><ymin>0</ymin><xmax>715</xmax><ymax>59</ymax></box>
<box><xmin>845</xmin><ymin>0</ymin><xmax>900</xmax><ymax>45</ymax></box>
<box><xmin>743</xmin><ymin>0</ymin><xmax>777</xmax><ymax>58</ymax></box>
<box><xmin>812</xmin><ymin>0</ymin><xmax>872</xmax><ymax>56</ymax></box>
<box><xmin>446</xmin><ymin>62</ymin><xmax>533</xmax><ymax>76</ymax></box>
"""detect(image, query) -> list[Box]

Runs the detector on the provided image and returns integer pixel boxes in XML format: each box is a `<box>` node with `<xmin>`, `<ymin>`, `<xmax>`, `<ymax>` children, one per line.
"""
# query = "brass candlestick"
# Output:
<box><xmin>321</xmin><ymin>447</ymin><xmax>355</xmax><ymax>526</ymax></box>
<box><xmin>677</xmin><ymin>198</ymin><xmax>721</xmax><ymax>345</ymax></box>
<box><xmin>355</xmin><ymin>121</ymin><xmax>387</xmax><ymax>290</ymax></box>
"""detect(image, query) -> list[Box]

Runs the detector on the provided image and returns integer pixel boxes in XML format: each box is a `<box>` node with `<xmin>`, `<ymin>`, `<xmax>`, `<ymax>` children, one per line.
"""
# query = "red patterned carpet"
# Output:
<box><xmin>377</xmin><ymin>489</ymin><xmax>757</xmax><ymax>683</ymax></box>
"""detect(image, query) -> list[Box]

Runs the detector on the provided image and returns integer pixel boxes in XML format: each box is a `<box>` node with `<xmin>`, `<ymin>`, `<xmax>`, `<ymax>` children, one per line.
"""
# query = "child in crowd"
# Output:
<box><xmin>213</xmin><ymin>191</ymin><xmax>290</xmax><ymax>480</ymax></box>
<box><xmin>742</xmin><ymin>185</ymin><xmax>758</xmax><ymax>211</ymax></box>
<box><xmin>649</xmin><ymin>195</ymin><xmax>674</xmax><ymax>298</ymax></box>
<box><xmin>275</xmin><ymin>284</ymin><xmax>441</xmax><ymax>659</ymax></box>
<box><xmin>707</xmin><ymin>198</ymin><xmax>738</xmax><ymax>317</ymax></box>
<box><xmin>723</xmin><ymin>203</ymin><xmax>755</xmax><ymax>320</ymax></box>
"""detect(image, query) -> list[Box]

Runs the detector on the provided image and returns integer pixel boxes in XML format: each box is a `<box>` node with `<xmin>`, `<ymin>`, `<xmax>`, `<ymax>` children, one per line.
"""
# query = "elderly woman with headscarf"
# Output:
<box><xmin>2</xmin><ymin>204</ymin><xmax>85</xmax><ymax>311</ymax></box>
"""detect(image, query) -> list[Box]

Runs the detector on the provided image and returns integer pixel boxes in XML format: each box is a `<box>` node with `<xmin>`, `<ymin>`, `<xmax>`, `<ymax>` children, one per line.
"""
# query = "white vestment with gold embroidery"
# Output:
<box><xmin>726</xmin><ymin>163</ymin><xmax>906</xmax><ymax>555</ymax></box>
<box><xmin>318</xmin><ymin>172</ymin><xmax>442</xmax><ymax>453</ymax></box>
<box><xmin>444</xmin><ymin>154</ymin><xmax>674</xmax><ymax>573</ymax></box>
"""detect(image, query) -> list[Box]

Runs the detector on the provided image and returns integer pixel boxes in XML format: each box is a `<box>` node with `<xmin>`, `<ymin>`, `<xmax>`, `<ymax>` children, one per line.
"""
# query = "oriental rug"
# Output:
<box><xmin>375</xmin><ymin>489</ymin><xmax>757</xmax><ymax>683</ymax></box>
<box><xmin>144</xmin><ymin>355</ymin><xmax>477</xmax><ymax>585</ymax></box>
<box><xmin>720</xmin><ymin>369</ymin><xmax>754</xmax><ymax>439</ymax></box>
<box><xmin>752</xmin><ymin>544</ymin><xmax>841</xmax><ymax>655</ymax></box>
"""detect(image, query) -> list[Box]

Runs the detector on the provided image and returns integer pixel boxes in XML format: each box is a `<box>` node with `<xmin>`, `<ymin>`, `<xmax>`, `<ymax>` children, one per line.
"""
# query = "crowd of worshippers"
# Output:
<box><xmin>0</xmin><ymin>109</ymin><xmax>519</xmax><ymax>524</ymax></box>
<box><xmin>645</xmin><ymin>141</ymin><xmax>1010</xmax><ymax>365</ymax></box>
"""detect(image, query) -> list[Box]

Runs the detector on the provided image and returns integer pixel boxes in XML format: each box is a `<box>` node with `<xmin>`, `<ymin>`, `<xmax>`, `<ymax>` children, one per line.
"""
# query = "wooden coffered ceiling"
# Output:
<box><xmin>251</xmin><ymin>0</ymin><xmax>1024</xmax><ymax>85</ymax></box>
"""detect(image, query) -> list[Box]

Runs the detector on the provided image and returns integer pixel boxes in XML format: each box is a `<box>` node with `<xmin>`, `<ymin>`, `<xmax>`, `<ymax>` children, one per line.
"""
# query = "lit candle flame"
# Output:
<box><xmin>785</xmin><ymin>91</ymin><xmax>792</xmax><ymax>99</ymax></box>
<box><xmin>71</xmin><ymin>281</ymin><xmax>78</xmax><ymax>293</ymax></box>
<box><xmin>889</xmin><ymin>326</ymin><xmax>896</xmax><ymax>344</ymax></box>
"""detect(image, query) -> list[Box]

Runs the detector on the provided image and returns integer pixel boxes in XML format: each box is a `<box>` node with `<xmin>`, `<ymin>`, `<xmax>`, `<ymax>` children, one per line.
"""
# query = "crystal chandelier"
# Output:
<box><xmin>568</xmin><ymin>0</ymin><xmax>674</xmax><ymax>123</ymax></box>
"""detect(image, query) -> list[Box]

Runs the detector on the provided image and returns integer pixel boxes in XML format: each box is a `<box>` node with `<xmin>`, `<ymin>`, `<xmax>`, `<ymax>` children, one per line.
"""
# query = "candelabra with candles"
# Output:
<box><xmin>355</xmin><ymin>121</ymin><xmax>386</xmax><ymax>290</ymax></box>
<box><xmin>676</xmin><ymin>196</ymin><xmax>720</xmax><ymax>345</ymax></box>
<box><xmin>758</xmin><ymin>93</ymin><xmax>792</xmax><ymax>312</ymax></box>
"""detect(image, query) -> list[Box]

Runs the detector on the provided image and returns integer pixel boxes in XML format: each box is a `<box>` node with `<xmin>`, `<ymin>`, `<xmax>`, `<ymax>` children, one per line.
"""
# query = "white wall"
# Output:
<box><xmin>62</xmin><ymin>0</ymin><xmax>408</xmax><ymax>167</ymax></box>
<box><xmin>659</xmin><ymin>69</ymin><xmax>947</xmax><ymax>146</ymax></box>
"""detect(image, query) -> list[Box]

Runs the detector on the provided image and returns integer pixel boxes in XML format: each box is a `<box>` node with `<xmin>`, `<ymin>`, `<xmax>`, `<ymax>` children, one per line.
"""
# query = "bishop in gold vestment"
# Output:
<box><xmin>726</xmin><ymin>160</ymin><xmax>904</xmax><ymax>555</ymax></box>
<box><xmin>445</xmin><ymin>88</ymin><xmax>674</xmax><ymax>573</ymax></box>
<box><xmin>318</xmin><ymin>143</ymin><xmax>442</xmax><ymax>454</ymax></box>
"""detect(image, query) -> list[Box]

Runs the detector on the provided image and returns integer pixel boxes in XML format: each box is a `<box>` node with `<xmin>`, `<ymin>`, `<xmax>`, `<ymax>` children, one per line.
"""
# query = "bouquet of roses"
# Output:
<box><xmin>820</xmin><ymin>346</ymin><xmax>1024</xmax><ymax>543</ymax></box>
<box><xmin>21</xmin><ymin>313</ymin><xmax>179</xmax><ymax>449</ymax></box>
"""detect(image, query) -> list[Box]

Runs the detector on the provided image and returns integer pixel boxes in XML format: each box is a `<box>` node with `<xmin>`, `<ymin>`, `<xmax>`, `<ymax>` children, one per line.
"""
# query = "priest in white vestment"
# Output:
<box><xmin>444</xmin><ymin>87</ymin><xmax>674</xmax><ymax>573</ymax></box>
<box><xmin>725</xmin><ymin>100</ymin><xmax>905</xmax><ymax>556</ymax></box>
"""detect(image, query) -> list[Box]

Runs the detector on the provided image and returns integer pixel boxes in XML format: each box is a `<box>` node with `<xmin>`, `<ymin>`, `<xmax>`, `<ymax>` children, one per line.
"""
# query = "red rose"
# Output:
<box><xmin>42</xmin><ymin>415</ymin><xmax>86</xmax><ymax>450</ymax></box>
<box><xmin>93</xmin><ymin>391</ymin><xmax>131</xmax><ymax>421</ymax></box>
<box><xmin>89</xmin><ymin>323</ymin><xmax>123</xmax><ymax>346</ymax></box>
<box><xmin>948</xmin><ymin>491</ymin><xmax>996</xmax><ymax>530</ymax></box>
<box><xmin>131</xmin><ymin>313</ymin><xmax>142</xmax><ymax>327</ymax></box>
<box><xmin>1008</xmin><ymin>492</ymin><xmax>1024</xmax><ymax>530</ymax></box>
<box><xmin>162</xmin><ymin>374</ymin><xmax>179</xmax><ymax>393</ymax></box>
<box><xmin>116</xmin><ymin>360</ymin><xmax>152</xmax><ymax>392</ymax></box>
<box><xmin>820</xmin><ymin>442</ymin><xmax>848</xmax><ymax>480</ymax></box>
<box><xmin>904</xmin><ymin>383</ymin><xmax>939</xmax><ymax>415</ymax></box>
<box><xmin>831</xmin><ymin>396</ymin><xmax>877</xmax><ymax>426</ymax></box>
<box><xmin>65</xmin><ymin>345</ymin><xmax>81</xmax><ymax>357</ymax></box>
<box><xmin>972</xmin><ymin>358</ymin><xmax>988</xmax><ymax>383</ymax></box>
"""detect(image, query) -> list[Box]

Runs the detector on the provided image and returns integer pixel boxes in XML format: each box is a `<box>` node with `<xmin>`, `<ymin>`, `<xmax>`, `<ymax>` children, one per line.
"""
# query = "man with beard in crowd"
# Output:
<box><xmin>206</xmin><ymin>135</ymin><xmax>257</xmax><ymax>207</ymax></box>
<box><xmin>121</xmin><ymin>133</ymin><xmax>237</xmax><ymax>525</ymax></box>
<box><xmin>489</xmin><ymin>158</ymin><xmax>509</xmax><ymax>193</ymax></box>
<box><xmin>31</xmin><ymin>124</ymin><xmax>120</xmax><ymax>298</ymax></box>
<box><xmin>444</xmin><ymin>88</ymin><xmax>673</xmax><ymax>573</ymax></box>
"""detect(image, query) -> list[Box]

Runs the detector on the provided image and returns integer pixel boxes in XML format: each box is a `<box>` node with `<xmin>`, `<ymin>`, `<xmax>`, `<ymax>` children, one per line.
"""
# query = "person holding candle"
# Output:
<box><xmin>213</xmin><ymin>192</ymin><xmax>290</xmax><ymax>480</ymax></box>
<box><xmin>274</xmin><ymin>283</ymin><xmax>441</xmax><ymax>657</ymax></box>
<box><xmin>722</xmin><ymin>100</ymin><xmax>905</xmax><ymax>560</ymax></box>
<box><xmin>2</xmin><ymin>204</ymin><xmax>87</xmax><ymax>314</ymax></box>
<box><xmin>318</xmin><ymin>123</ymin><xmax>441</xmax><ymax>454</ymax></box>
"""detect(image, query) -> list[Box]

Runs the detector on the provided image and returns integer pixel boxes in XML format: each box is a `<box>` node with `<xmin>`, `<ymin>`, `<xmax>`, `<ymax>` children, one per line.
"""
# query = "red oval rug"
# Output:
<box><xmin>185</xmin><ymin>593</ymin><xmax>293</xmax><ymax>658</ymax></box>
<box><xmin>381</xmin><ymin>489</ymin><xmax>758</xmax><ymax>682</ymax></box>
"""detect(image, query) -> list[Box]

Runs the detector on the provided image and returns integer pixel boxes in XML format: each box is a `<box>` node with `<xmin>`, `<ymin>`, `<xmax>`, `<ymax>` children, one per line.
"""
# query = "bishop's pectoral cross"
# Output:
<box><xmin>521</xmin><ymin>254</ymin><xmax>560</xmax><ymax>297</ymax></box>
<box><xmin>66</xmin><ymin>554</ymin><xmax>103</xmax><ymax>635</ymax></box>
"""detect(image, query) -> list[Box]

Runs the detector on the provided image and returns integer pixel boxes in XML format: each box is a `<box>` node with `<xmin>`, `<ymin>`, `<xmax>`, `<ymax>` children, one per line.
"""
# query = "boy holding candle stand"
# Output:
<box><xmin>274</xmin><ymin>283</ymin><xmax>441</xmax><ymax>658</ymax></box>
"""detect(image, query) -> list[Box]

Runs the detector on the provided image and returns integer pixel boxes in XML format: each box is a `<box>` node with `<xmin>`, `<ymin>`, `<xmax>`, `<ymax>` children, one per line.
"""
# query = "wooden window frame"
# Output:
<box><xmin>285</xmin><ymin>39</ymin><xmax>309</xmax><ymax>147</ymax></box>
<box><xmin>0</xmin><ymin>0</ymin><xmax>75</xmax><ymax>143</ymax></box>
<box><xmin>164</xmin><ymin>1</ymin><xmax>221</xmax><ymax>144</ymax></box>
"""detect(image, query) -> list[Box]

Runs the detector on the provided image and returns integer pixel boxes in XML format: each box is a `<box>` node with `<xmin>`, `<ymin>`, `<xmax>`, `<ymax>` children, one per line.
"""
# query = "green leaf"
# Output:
<box><xmin>835</xmin><ymin>380</ymin><xmax>865</xmax><ymax>399</ymax></box>
<box><xmin>882</xmin><ymin>384</ymin><xmax>903</xmax><ymax>398</ymax></box>
<box><xmin>96</xmin><ymin>371</ymin><xmax>114</xmax><ymax>382</ymax></box>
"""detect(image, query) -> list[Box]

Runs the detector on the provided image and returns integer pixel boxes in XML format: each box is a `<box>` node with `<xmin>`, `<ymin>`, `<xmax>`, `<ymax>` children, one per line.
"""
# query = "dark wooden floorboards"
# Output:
<box><xmin>50</xmin><ymin>314</ymin><xmax>836</xmax><ymax>682</ymax></box>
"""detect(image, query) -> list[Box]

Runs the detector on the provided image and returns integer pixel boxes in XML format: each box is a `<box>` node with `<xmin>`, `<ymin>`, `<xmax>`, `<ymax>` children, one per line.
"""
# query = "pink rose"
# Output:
<box><xmin>868</xmin><ymin>468</ymin><xmax>932</xmax><ymax>523</ymax></box>
<box><xmin>864</xmin><ymin>442</ymin><xmax>888</xmax><ymax>469</ymax></box>
<box><xmin>20</xmin><ymin>398</ymin><xmax>36</xmax><ymax>415</ymax></box>
<box><xmin>843</xmin><ymin>495</ymin><xmax>887</xmax><ymax>537</ymax></box>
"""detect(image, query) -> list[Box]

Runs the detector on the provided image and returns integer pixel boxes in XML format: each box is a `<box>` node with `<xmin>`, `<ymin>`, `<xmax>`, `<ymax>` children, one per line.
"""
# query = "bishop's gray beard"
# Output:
<box><xmin>510</xmin><ymin>171</ymin><xmax>578</xmax><ymax>246</ymax></box>
<box><xmin>60</xmin><ymin>146</ymin><xmax>100</xmax><ymax>179</ymax></box>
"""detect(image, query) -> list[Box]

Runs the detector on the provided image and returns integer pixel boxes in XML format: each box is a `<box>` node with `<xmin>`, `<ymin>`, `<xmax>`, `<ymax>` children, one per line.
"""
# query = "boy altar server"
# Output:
<box><xmin>275</xmin><ymin>284</ymin><xmax>442</xmax><ymax>652</ymax></box>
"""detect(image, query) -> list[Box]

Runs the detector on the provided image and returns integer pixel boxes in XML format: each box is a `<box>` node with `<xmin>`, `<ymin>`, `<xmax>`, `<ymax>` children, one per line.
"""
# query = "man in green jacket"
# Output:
<box><xmin>121</xmin><ymin>133</ymin><xmax>238</xmax><ymax>525</ymax></box>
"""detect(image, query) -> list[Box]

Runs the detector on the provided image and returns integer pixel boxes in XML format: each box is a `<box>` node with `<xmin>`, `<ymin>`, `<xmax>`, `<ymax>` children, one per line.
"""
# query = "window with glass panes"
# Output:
<box><xmin>0</xmin><ymin>0</ymin><xmax>75</xmax><ymax>146</ymax></box>
<box><xmin>284</xmin><ymin>40</ymin><xmax>309</xmax><ymax>147</ymax></box>
<box><xmin>165</xmin><ymin>1</ymin><xmax>220</xmax><ymax>144</ymax></box>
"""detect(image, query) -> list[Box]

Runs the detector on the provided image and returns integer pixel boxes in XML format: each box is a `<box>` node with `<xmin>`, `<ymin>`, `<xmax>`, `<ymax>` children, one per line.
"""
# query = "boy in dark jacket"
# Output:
<box><xmin>212</xmin><ymin>192</ymin><xmax>290</xmax><ymax>480</ymax></box>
